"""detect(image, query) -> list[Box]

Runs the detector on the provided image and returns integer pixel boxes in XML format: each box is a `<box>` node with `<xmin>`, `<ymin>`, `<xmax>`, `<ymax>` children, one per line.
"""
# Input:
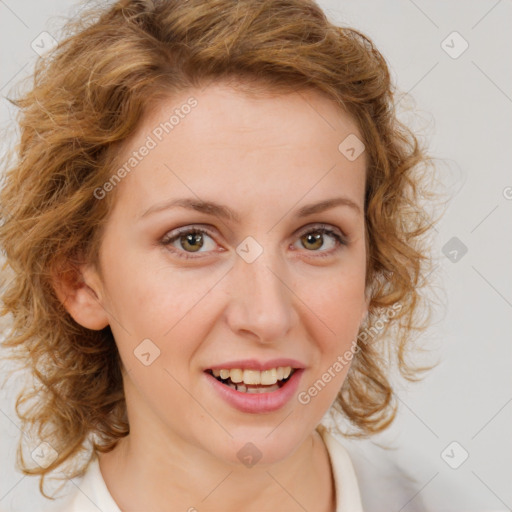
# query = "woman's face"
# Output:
<box><xmin>81</xmin><ymin>82</ymin><xmax>368</xmax><ymax>466</ymax></box>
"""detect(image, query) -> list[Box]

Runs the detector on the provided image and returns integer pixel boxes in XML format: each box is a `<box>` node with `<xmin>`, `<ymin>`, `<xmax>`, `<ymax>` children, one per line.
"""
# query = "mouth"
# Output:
<box><xmin>205</xmin><ymin>367</ymin><xmax>297</xmax><ymax>394</ymax></box>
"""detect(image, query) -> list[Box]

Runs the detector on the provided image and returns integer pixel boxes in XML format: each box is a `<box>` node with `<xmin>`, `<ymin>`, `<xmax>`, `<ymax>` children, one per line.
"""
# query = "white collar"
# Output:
<box><xmin>317</xmin><ymin>425</ymin><xmax>364</xmax><ymax>511</ymax></box>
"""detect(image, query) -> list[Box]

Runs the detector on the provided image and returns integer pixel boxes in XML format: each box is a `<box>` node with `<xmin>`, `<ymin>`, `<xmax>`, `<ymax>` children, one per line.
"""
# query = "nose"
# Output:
<box><xmin>223</xmin><ymin>246</ymin><xmax>296</xmax><ymax>344</ymax></box>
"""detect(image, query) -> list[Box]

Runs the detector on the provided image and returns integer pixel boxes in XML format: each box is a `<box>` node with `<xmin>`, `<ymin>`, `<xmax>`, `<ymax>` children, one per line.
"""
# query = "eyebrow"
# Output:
<box><xmin>139</xmin><ymin>196</ymin><xmax>362</xmax><ymax>222</ymax></box>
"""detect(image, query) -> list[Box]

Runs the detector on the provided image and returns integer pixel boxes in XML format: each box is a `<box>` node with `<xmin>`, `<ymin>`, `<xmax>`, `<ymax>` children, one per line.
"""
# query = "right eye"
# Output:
<box><xmin>160</xmin><ymin>226</ymin><xmax>219</xmax><ymax>259</ymax></box>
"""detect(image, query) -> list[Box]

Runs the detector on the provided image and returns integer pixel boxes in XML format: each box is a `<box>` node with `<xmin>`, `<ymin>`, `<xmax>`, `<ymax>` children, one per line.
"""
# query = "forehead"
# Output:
<box><xmin>107</xmin><ymin>82</ymin><xmax>366</xmax><ymax>221</ymax></box>
<box><xmin>149</xmin><ymin>82</ymin><xmax>360</xmax><ymax>144</ymax></box>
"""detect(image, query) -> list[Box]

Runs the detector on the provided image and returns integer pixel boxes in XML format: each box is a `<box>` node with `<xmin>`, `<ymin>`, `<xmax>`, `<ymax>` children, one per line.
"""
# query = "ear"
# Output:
<box><xmin>51</xmin><ymin>259</ymin><xmax>110</xmax><ymax>331</ymax></box>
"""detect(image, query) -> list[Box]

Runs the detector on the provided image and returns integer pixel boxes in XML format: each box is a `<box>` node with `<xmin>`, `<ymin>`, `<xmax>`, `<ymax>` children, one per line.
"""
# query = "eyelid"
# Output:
<box><xmin>160</xmin><ymin>224</ymin><xmax>218</xmax><ymax>243</ymax></box>
<box><xmin>295</xmin><ymin>222</ymin><xmax>347</xmax><ymax>240</ymax></box>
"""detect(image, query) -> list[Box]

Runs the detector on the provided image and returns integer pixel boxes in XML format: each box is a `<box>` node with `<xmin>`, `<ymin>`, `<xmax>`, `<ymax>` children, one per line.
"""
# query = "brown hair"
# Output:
<box><xmin>0</xmin><ymin>0</ymin><xmax>444</xmax><ymax>499</ymax></box>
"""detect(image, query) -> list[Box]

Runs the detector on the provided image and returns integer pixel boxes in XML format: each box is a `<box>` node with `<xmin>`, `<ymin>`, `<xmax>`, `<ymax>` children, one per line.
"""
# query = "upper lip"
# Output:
<box><xmin>206</xmin><ymin>358</ymin><xmax>305</xmax><ymax>371</ymax></box>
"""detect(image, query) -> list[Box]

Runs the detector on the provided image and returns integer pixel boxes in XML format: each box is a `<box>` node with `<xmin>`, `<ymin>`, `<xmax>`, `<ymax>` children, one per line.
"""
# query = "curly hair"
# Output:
<box><xmin>0</xmin><ymin>0</ymin><xmax>444</xmax><ymax>499</ymax></box>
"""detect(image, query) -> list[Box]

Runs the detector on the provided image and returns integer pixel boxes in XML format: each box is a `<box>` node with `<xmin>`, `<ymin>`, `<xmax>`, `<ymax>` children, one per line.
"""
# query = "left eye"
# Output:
<box><xmin>160</xmin><ymin>224</ymin><xmax>346</xmax><ymax>260</ymax></box>
<box><xmin>294</xmin><ymin>225</ymin><xmax>346</xmax><ymax>254</ymax></box>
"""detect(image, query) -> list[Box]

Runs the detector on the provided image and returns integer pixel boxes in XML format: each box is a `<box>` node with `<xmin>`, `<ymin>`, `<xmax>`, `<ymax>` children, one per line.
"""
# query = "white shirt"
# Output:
<box><xmin>46</xmin><ymin>427</ymin><xmax>363</xmax><ymax>511</ymax></box>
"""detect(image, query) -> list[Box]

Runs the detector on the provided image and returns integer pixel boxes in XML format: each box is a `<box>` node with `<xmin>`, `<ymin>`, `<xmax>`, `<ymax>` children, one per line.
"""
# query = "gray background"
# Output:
<box><xmin>0</xmin><ymin>1</ymin><xmax>511</xmax><ymax>511</ymax></box>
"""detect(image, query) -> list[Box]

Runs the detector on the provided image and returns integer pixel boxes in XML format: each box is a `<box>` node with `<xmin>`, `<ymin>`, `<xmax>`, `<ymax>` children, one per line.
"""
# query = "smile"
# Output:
<box><xmin>204</xmin><ymin>365</ymin><xmax>304</xmax><ymax>413</ymax></box>
<box><xmin>206</xmin><ymin>367</ymin><xmax>296</xmax><ymax>393</ymax></box>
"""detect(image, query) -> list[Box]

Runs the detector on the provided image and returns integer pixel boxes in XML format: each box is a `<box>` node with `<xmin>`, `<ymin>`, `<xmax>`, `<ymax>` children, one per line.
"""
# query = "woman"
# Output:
<box><xmin>0</xmin><ymin>0</ymin><xmax>440</xmax><ymax>510</ymax></box>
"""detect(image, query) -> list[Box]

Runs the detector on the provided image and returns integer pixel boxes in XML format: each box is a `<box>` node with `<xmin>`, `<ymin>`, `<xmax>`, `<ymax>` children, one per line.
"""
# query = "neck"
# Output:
<box><xmin>98</xmin><ymin>427</ymin><xmax>335</xmax><ymax>512</ymax></box>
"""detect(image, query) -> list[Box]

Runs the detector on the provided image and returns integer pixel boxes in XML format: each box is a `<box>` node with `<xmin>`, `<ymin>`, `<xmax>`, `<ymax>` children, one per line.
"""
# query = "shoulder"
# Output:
<box><xmin>319</xmin><ymin>425</ymin><xmax>430</xmax><ymax>512</ymax></box>
<box><xmin>42</xmin><ymin>456</ymin><xmax>121</xmax><ymax>512</ymax></box>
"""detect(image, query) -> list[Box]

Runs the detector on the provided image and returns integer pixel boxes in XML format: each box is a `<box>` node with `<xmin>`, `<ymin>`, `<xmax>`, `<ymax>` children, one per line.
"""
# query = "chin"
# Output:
<box><xmin>202</xmin><ymin>425</ymin><xmax>311</xmax><ymax>468</ymax></box>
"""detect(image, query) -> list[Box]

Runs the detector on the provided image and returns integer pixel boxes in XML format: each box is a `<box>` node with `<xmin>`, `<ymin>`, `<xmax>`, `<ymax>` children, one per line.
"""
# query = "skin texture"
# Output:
<box><xmin>54</xmin><ymin>82</ymin><xmax>369</xmax><ymax>511</ymax></box>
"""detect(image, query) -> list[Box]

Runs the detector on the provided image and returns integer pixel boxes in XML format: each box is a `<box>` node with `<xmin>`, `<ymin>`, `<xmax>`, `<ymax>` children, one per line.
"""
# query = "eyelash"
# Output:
<box><xmin>160</xmin><ymin>224</ymin><xmax>348</xmax><ymax>261</ymax></box>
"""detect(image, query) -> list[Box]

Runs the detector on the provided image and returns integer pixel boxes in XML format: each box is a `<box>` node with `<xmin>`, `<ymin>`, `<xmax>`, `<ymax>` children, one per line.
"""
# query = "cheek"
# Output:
<box><xmin>103</xmin><ymin>262</ymin><xmax>221</xmax><ymax>383</ymax></box>
<box><xmin>299</xmin><ymin>275</ymin><xmax>363</xmax><ymax>408</ymax></box>
<box><xmin>306</xmin><ymin>268</ymin><xmax>366</xmax><ymax>340</ymax></box>
<box><xmin>103</xmin><ymin>253</ymin><xmax>214</xmax><ymax>334</ymax></box>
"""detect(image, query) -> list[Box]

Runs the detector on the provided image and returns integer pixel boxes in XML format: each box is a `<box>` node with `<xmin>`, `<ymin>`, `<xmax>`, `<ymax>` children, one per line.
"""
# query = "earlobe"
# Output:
<box><xmin>51</xmin><ymin>261</ymin><xmax>110</xmax><ymax>331</ymax></box>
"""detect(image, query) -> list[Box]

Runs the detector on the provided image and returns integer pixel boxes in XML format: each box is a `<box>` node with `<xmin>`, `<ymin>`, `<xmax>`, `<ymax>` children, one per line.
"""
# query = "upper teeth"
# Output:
<box><xmin>212</xmin><ymin>367</ymin><xmax>293</xmax><ymax>385</ymax></box>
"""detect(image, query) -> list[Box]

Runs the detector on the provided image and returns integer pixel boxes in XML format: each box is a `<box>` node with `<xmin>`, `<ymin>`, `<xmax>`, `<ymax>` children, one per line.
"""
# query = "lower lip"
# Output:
<box><xmin>204</xmin><ymin>369</ymin><xmax>304</xmax><ymax>413</ymax></box>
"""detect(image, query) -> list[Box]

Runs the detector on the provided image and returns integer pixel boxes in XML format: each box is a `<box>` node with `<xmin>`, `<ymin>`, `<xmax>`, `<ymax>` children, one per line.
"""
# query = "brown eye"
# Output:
<box><xmin>301</xmin><ymin>232</ymin><xmax>325</xmax><ymax>251</ymax></box>
<box><xmin>179</xmin><ymin>232</ymin><xmax>204</xmax><ymax>252</ymax></box>
<box><xmin>161</xmin><ymin>227</ymin><xmax>217</xmax><ymax>259</ymax></box>
<box><xmin>294</xmin><ymin>225</ymin><xmax>347</xmax><ymax>257</ymax></box>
